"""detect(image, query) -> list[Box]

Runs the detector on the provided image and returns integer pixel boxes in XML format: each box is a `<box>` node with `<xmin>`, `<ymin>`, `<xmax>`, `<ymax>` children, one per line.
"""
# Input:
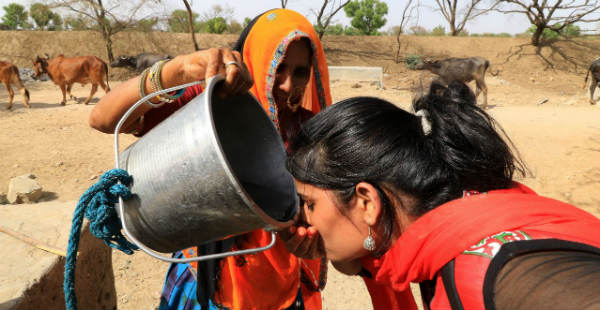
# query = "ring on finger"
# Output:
<box><xmin>225</xmin><ymin>60</ymin><xmax>241</xmax><ymax>69</ymax></box>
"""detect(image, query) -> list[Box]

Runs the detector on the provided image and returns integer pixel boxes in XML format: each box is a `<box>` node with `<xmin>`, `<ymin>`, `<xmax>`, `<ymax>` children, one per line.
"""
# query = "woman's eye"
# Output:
<box><xmin>276</xmin><ymin>64</ymin><xmax>286</xmax><ymax>74</ymax></box>
<box><xmin>298</xmin><ymin>196</ymin><xmax>314</xmax><ymax>211</ymax></box>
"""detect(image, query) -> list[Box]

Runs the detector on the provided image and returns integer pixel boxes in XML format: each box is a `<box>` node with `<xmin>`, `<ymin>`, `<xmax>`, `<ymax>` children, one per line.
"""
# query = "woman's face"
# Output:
<box><xmin>295</xmin><ymin>179</ymin><xmax>371</xmax><ymax>262</ymax></box>
<box><xmin>273</xmin><ymin>39</ymin><xmax>312</xmax><ymax>109</ymax></box>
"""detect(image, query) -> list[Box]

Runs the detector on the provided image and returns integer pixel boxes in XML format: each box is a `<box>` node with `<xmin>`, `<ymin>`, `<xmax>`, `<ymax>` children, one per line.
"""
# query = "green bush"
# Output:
<box><xmin>204</xmin><ymin>16</ymin><xmax>227</xmax><ymax>34</ymax></box>
<box><xmin>527</xmin><ymin>25</ymin><xmax>560</xmax><ymax>40</ymax></box>
<box><xmin>405</xmin><ymin>54</ymin><xmax>421</xmax><ymax>70</ymax></box>
<box><xmin>563</xmin><ymin>24</ymin><xmax>580</xmax><ymax>37</ymax></box>
<box><xmin>430</xmin><ymin>25</ymin><xmax>445</xmax><ymax>36</ymax></box>
<box><xmin>457</xmin><ymin>30</ymin><xmax>469</xmax><ymax>37</ymax></box>
<box><xmin>343</xmin><ymin>26</ymin><xmax>359</xmax><ymax>36</ymax></box>
<box><xmin>526</xmin><ymin>23</ymin><xmax>580</xmax><ymax>40</ymax></box>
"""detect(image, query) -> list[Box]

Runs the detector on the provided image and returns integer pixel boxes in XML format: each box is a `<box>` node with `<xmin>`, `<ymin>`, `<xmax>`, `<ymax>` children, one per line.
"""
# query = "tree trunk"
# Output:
<box><xmin>395</xmin><ymin>31</ymin><xmax>403</xmax><ymax>63</ymax></box>
<box><xmin>450</xmin><ymin>24</ymin><xmax>457</xmax><ymax>36</ymax></box>
<box><xmin>102</xmin><ymin>31</ymin><xmax>114</xmax><ymax>62</ymax></box>
<box><xmin>183</xmin><ymin>0</ymin><xmax>199</xmax><ymax>51</ymax></box>
<box><xmin>531</xmin><ymin>23</ymin><xmax>544</xmax><ymax>46</ymax></box>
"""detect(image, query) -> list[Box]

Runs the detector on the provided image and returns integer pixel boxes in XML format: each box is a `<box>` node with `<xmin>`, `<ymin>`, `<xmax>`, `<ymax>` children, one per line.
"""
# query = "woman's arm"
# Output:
<box><xmin>89</xmin><ymin>48</ymin><xmax>252</xmax><ymax>134</ymax></box>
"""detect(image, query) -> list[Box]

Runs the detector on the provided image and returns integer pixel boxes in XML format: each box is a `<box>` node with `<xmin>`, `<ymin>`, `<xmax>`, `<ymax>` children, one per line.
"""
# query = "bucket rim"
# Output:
<box><xmin>204</xmin><ymin>75</ymin><xmax>298</xmax><ymax>230</ymax></box>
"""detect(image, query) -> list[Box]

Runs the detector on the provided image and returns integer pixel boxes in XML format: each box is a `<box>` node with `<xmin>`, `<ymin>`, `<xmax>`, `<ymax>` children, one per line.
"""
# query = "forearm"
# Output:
<box><xmin>88</xmin><ymin>48</ymin><xmax>247</xmax><ymax>134</ymax></box>
<box><xmin>89</xmin><ymin>56</ymin><xmax>188</xmax><ymax>134</ymax></box>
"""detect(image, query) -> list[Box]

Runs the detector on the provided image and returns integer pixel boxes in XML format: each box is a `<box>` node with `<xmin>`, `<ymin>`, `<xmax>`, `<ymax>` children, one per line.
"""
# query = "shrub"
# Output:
<box><xmin>430</xmin><ymin>25</ymin><xmax>445</xmax><ymax>36</ymax></box>
<box><xmin>410</xmin><ymin>25</ymin><xmax>428</xmax><ymax>36</ymax></box>
<box><xmin>457</xmin><ymin>30</ymin><xmax>469</xmax><ymax>37</ymax></box>
<box><xmin>525</xmin><ymin>23</ymin><xmax>581</xmax><ymax>40</ymax></box>
<box><xmin>343</xmin><ymin>26</ymin><xmax>359</xmax><ymax>35</ymax></box>
<box><xmin>405</xmin><ymin>54</ymin><xmax>421</xmax><ymax>70</ymax></box>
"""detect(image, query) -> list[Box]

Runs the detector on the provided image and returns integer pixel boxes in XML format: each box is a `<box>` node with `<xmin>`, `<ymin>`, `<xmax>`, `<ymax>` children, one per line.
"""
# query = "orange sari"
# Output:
<box><xmin>184</xmin><ymin>9</ymin><xmax>331</xmax><ymax>310</ymax></box>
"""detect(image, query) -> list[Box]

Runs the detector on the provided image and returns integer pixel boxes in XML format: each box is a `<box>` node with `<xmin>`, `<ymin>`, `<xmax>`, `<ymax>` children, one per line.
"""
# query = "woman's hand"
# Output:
<box><xmin>278</xmin><ymin>225</ymin><xmax>325</xmax><ymax>259</ymax></box>
<box><xmin>163</xmin><ymin>48</ymin><xmax>253</xmax><ymax>96</ymax></box>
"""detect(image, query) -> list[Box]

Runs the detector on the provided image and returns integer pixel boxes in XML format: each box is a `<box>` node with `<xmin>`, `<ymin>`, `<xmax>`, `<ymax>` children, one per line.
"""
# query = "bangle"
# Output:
<box><xmin>138</xmin><ymin>68</ymin><xmax>155</xmax><ymax>106</ymax></box>
<box><xmin>150</xmin><ymin>60</ymin><xmax>185</xmax><ymax>103</ymax></box>
<box><xmin>154</xmin><ymin>60</ymin><xmax>187</xmax><ymax>100</ymax></box>
<box><xmin>149</xmin><ymin>61</ymin><xmax>175</xmax><ymax>103</ymax></box>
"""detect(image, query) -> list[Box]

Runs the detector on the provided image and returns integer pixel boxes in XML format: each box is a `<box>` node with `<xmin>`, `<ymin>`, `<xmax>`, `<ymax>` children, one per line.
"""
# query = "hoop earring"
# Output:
<box><xmin>363</xmin><ymin>226</ymin><xmax>376</xmax><ymax>251</ymax></box>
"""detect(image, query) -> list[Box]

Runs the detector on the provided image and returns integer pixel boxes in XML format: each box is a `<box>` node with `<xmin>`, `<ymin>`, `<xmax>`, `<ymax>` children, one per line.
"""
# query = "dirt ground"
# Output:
<box><xmin>1</xmin><ymin>33</ymin><xmax>600</xmax><ymax>309</ymax></box>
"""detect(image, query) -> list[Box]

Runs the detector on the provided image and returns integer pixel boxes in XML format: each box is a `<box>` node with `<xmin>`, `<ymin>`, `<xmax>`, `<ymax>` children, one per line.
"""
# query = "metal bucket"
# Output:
<box><xmin>117</xmin><ymin>76</ymin><xmax>298</xmax><ymax>254</ymax></box>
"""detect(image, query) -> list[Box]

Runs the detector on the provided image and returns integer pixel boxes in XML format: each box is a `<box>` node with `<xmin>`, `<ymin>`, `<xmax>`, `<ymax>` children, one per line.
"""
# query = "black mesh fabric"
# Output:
<box><xmin>483</xmin><ymin>239</ymin><xmax>600</xmax><ymax>310</ymax></box>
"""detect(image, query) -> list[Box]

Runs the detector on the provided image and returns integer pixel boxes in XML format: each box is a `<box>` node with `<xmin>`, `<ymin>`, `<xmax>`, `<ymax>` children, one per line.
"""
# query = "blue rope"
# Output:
<box><xmin>64</xmin><ymin>169</ymin><xmax>139</xmax><ymax>310</ymax></box>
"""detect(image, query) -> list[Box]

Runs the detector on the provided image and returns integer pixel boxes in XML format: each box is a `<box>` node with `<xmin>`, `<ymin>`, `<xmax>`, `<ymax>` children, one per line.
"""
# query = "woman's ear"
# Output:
<box><xmin>354</xmin><ymin>182</ymin><xmax>382</xmax><ymax>226</ymax></box>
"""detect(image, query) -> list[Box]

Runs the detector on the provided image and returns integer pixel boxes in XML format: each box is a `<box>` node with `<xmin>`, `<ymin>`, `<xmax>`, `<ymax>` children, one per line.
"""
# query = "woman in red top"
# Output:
<box><xmin>287</xmin><ymin>81</ymin><xmax>600</xmax><ymax>310</ymax></box>
<box><xmin>90</xmin><ymin>9</ymin><xmax>329</xmax><ymax>310</ymax></box>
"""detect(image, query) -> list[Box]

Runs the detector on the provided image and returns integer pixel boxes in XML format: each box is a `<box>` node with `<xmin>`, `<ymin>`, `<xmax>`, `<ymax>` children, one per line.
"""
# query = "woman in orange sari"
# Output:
<box><xmin>89</xmin><ymin>8</ymin><xmax>330</xmax><ymax>310</ymax></box>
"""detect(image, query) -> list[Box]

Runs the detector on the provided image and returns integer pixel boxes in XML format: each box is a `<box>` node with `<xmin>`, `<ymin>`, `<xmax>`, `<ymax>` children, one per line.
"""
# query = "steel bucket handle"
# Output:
<box><xmin>113</xmin><ymin>75</ymin><xmax>276</xmax><ymax>263</ymax></box>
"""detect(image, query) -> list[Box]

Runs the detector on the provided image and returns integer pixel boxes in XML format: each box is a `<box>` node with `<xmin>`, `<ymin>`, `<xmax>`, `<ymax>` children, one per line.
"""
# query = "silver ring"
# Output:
<box><xmin>225</xmin><ymin>61</ymin><xmax>240</xmax><ymax>68</ymax></box>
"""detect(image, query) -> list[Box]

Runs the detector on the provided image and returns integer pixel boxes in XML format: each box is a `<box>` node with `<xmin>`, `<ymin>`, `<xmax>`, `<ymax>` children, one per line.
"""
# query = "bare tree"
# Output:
<box><xmin>395</xmin><ymin>0</ymin><xmax>420</xmax><ymax>63</ymax></box>
<box><xmin>182</xmin><ymin>0</ymin><xmax>199</xmax><ymax>51</ymax></box>
<box><xmin>434</xmin><ymin>0</ymin><xmax>500</xmax><ymax>36</ymax></box>
<box><xmin>201</xmin><ymin>4</ymin><xmax>234</xmax><ymax>22</ymax></box>
<box><xmin>498</xmin><ymin>0</ymin><xmax>600</xmax><ymax>46</ymax></box>
<box><xmin>50</xmin><ymin>0</ymin><xmax>159</xmax><ymax>62</ymax></box>
<box><xmin>312</xmin><ymin>0</ymin><xmax>351</xmax><ymax>39</ymax></box>
<box><xmin>281</xmin><ymin>0</ymin><xmax>289</xmax><ymax>8</ymax></box>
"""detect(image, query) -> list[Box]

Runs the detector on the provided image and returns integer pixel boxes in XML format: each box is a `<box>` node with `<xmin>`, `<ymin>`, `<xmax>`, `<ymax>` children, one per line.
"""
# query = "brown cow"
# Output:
<box><xmin>32</xmin><ymin>54</ymin><xmax>110</xmax><ymax>105</ymax></box>
<box><xmin>0</xmin><ymin>61</ymin><xmax>30</xmax><ymax>109</ymax></box>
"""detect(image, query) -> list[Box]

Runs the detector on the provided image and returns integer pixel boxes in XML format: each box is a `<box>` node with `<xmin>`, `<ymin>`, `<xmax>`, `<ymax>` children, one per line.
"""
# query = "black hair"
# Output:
<box><xmin>287</xmin><ymin>80</ymin><xmax>526</xmax><ymax>253</ymax></box>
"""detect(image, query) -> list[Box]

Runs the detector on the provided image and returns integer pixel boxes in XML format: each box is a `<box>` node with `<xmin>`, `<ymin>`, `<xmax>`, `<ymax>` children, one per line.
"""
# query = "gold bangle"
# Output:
<box><xmin>149</xmin><ymin>60</ymin><xmax>175</xmax><ymax>103</ymax></box>
<box><xmin>138</xmin><ymin>68</ymin><xmax>155</xmax><ymax>106</ymax></box>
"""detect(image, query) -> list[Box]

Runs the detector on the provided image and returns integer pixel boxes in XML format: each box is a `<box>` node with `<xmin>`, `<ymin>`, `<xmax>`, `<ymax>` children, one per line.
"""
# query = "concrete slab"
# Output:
<box><xmin>0</xmin><ymin>200</ymin><xmax>116</xmax><ymax>309</ymax></box>
<box><xmin>328</xmin><ymin>66</ymin><xmax>383</xmax><ymax>87</ymax></box>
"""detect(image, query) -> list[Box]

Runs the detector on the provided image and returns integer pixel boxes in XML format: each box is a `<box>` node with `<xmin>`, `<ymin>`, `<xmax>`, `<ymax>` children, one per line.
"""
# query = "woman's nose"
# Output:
<box><xmin>278</xmin><ymin>71</ymin><xmax>293</xmax><ymax>93</ymax></box>
<box><xmin>303</xmin><ymin>204</ymin><xmax>313</xmax><ymax>224</ymax></box>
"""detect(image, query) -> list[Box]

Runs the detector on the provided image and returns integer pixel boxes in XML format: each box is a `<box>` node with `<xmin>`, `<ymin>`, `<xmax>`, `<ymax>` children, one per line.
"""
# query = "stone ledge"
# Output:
<box><xmin>0</xmin><ymin>200</ymin><xmax>116</xmax><ymax>309</ymax></box>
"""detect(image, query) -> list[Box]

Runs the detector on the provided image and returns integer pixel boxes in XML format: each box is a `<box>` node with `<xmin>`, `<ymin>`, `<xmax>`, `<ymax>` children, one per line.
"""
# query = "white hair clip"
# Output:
<box><xmin>415</xmin><ymin>109</ymin><xmax>432</xmax><ymax>136</ymax></box>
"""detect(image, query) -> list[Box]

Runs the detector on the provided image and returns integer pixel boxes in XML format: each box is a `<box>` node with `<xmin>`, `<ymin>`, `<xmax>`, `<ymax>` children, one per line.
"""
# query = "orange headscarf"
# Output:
<box><xmin>186</xmin><ymin>9</ymin><xmax>331</xmax><ymax>310</ymax></box>
<box><xmin>242</xmin><ymin>9</ymin><xmax>331</xmax><ymax>126</ymax></box>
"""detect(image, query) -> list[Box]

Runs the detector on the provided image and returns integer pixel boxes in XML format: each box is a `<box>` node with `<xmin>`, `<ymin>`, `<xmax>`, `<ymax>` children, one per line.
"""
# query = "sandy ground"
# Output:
<box><xmin>1</xmin><ymin>75</ymin><xmax>599</xmax><ymax>309</ymax></box>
